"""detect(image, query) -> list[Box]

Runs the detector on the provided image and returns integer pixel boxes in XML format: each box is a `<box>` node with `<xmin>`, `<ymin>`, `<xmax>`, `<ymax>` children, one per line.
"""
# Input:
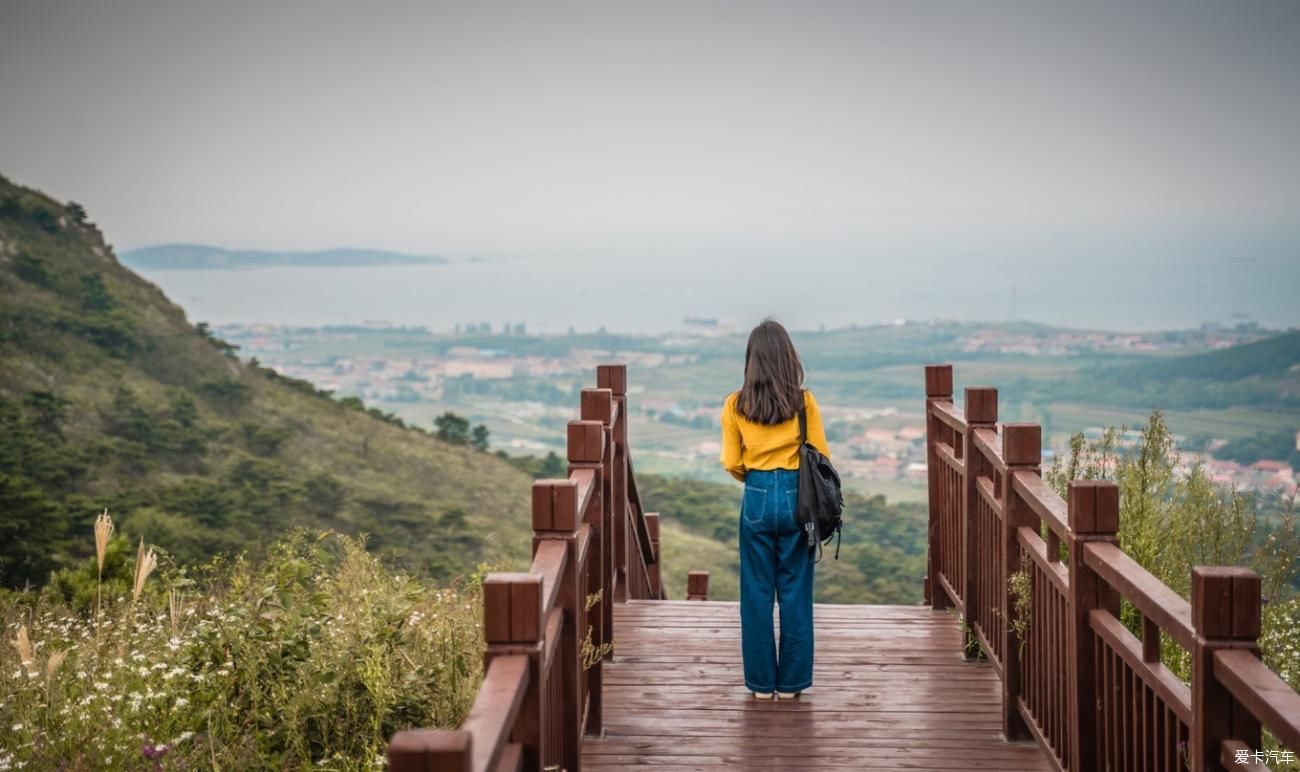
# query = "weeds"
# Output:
<box><xmin>0</xmin><ymin>526</ymin><xmax>485</xmax><ymax>771</ymax></box>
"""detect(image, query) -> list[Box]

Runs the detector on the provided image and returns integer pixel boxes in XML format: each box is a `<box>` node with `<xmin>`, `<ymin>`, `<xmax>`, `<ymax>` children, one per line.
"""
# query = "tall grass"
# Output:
<box><xmin>1</xmin><ymin>528</ymin><xmax>487</xmax><ymax>771</ymax></box>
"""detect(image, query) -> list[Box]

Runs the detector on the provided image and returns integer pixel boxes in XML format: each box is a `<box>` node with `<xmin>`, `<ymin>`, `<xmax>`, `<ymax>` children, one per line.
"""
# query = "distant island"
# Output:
<box><xmin>121</xmin><ymin>243</ymin><xmax>449</xmax><ymax>270</ymax></box>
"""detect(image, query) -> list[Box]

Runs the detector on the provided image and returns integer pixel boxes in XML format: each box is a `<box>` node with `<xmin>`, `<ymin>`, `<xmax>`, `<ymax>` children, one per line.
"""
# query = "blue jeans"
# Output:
<box><xmin>739</xmin><ymin>468</ymin><xmax>814</xmax><ymax>693</ymax></box>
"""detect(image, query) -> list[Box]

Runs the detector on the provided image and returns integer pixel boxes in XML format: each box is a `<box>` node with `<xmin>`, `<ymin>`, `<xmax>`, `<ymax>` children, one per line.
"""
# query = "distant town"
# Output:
<box><xmin>213</xmin><ymin>320</ymin><xmax>1295</xmax><ymax>496</ymax></box>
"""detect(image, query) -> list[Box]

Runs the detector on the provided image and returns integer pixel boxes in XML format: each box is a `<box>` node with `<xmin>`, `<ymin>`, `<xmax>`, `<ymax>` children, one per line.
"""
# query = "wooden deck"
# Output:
<box><xmin>583</xmin><ymin>600</ymin><xmax>1054</xmax><ymax>771</ymax></box>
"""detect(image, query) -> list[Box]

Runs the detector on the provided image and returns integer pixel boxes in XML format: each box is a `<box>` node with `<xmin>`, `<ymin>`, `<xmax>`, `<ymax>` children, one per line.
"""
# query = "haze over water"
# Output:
<box><xmin>137</xmin><ymin>247</ymin><xmax>1299</xmax><ymax>335</ymax></box>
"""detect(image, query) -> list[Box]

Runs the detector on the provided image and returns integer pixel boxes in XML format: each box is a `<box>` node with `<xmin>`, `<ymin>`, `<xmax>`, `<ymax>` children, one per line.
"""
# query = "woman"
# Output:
<box><xmin>719</xmin><ymin>318</ymin><xmax>830</xmax><ymax>701</ymax></box>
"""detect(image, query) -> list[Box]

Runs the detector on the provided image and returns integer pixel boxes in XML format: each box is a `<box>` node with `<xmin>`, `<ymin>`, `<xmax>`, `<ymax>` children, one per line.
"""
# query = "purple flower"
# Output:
<box><xmin>141</xmin><ymin>742</ymin><xmax>170</xmax><ymax>771</ymax></box>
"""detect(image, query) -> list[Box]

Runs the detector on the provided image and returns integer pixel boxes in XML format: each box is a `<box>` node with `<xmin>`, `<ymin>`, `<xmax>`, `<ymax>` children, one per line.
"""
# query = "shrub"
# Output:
<box><xmin>0</xmin><ymin>528</ymin><xmax>487</xmax><ymax>771</ymax></box>
<box><xmin>1046</xmin><ymin>411</ymin><xmax>1300</xmax><ymax>695</ymax></box>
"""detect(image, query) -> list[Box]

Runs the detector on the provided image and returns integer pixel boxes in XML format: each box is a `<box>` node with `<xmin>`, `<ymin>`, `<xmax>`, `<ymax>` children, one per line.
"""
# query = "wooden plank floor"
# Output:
<box><xmin>581</xmin><ymin>600</ymin><xmax>1053</xmax><ymax>771</ymax></box>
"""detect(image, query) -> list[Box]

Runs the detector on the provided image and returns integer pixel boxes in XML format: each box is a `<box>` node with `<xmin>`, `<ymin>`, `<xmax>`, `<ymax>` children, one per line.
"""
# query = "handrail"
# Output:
<box><xmin>931</xmin><ymin>399</ymin><xmax>966</xmax><ymax>432</ymax></box>
<box><xmin>462</xmin><ymin>656</ymin><xmax>529</xmax><ymax>772</ymax></box>
<box><xmin>1215</xmin><ymin>649</ymin><xmax>1300</xmax><ymax>751</ymax></box>
<box><xmin>1011</xmin><ymin>469</ymin><xmax>1070</xmax><ymax>541</ymax></box>
<box><xmin>971</xmin><ymin>426</ymin><xmax>1003</xmax><ymax>471</ymax></box>
<box><xmin>1082</xmin><ymin>540</ymin><xmax>1195</xmax><ymax>651</ymax></box>
<box><xmin>922</xmin><ymin>363</ymin><xmax>1300</xmax><ymax>772</ymax></box>
<box><xmin>389</xmin><ymin>363</ymin><xmax>666</xmax><ymax>772</ymax></box>
<box><xmin>626</xmin><ymin>451</ymin><xmax>658</xmax><ymax>567</ymax></box>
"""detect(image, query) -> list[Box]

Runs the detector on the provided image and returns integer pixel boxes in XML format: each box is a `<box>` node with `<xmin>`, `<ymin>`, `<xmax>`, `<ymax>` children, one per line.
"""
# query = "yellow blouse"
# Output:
<box><xmin>719</xmin><ymin>389</ymin><xmax>831</xmax><ymax>482</ymax></box>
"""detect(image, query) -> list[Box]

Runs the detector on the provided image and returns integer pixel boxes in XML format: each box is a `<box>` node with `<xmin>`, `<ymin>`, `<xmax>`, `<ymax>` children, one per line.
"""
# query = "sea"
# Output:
<box><xmin>132</xmin><ymin>252</ymin><xmax>1300</xmax><ymax>335</ymax></box>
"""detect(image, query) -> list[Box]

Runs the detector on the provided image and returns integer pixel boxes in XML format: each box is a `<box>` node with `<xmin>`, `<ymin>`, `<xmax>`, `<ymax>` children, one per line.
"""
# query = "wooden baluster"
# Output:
<box><xmin>568</xmin><ymin>417</ymin><xmax>606</xmax><ymax>737</ymax></box>
<box><xmin>532</xmin><ymin>478</ymin><xmax>582</xmax><ymax>772</ymax></box>
<box><xmin>1067</xmin><ymin>480</ymin><xmax>1121</xmax><ymax>772</ymax></box>
<box><xmin>388</xmin><ymin>729</ymin><xmax>471</xmax><ymax>771</ymax></box>
<box><xmin>924</xmin><ymin>365</ymin><xmax>954</xmax><ymax>610</ymax></box>
<box><xmin>999</xmin><ymin>423</ymin><xmax>1040</xmax><ymax>741</ymax></box>
<box><xmin>645</xmin><ymin>512</ymin><xmax>662</xmax><ymax>599</ymax></box>
<box><xmin>687</xmin><ymin>570</ymin><xmax>710</xmax><ymax>601</ymax></box>
<box><xmin>481</xmin><ymin>573</ymin><xmax>544</xmax><ymax>770</ymax></box>
<box><xmin>1191</xmin><ymin>566</ymin><xmax>1262</xmax><ymax>772</ymax></box>
<box><xmin>962</xmin><ymin>386</ymin><xmax>997</xmax><ymax>658</ymax></box>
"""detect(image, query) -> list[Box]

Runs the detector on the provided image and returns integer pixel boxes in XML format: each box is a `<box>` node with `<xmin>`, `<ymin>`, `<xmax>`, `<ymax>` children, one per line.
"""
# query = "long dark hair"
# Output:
<box><xmin>736</xmin><ymin>318</ymin><xmax>804</xmax><ymax>426</ymax></box>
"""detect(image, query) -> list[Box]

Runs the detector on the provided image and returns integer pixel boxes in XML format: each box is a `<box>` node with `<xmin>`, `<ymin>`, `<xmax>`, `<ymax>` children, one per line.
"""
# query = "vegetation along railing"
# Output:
<box><xmin>924</xmin><ymin>363</ymin><xmax>1300</xmax><ymax>772</ymax></box>
<box><xmin>388</xmin><ymin>364</ymin><xmax>670</xmax><ymax>772</ymax></box>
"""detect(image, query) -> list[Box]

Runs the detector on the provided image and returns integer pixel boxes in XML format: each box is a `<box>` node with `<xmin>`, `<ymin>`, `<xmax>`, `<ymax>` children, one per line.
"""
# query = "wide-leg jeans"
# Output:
<box><xmin>738</xmin><ymin>467</ymin><xmax>814</xmax><ymax>693</ymax></box>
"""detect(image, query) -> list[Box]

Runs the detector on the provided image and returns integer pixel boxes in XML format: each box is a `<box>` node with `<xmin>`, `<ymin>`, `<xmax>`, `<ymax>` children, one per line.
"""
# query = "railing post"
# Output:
<box><xmin>597</xmin><ymin>365</ymin><xmax>629</xmax><ymax>604</ymax></box>
<box><xmin>388</xmin><ymin>729</ymin><xmax>471</xmax><ymax>772</ymax></box>
<box><xmin>687</xmin><ymin>570</ymin><xmax>710</xmax><ymax>601</ymax></box>
<box><xmin>645</xmin><ymin>512</ymin><xmax>662</xmax><ymax>598</ymax></box>
<box><xmin>580</xmin><ymin>388</ymin><xmax>618</xmax><ymax>624</ymax></box>
<box><xmin>568</xmin><ymin>417</ymin><xmax>607</xmax><ymax>737</ymax></box>
<box><xmin>924</xmin><ymin>364</ymin><xmax>954</xmax><ymax>610</ymax></box>
<box><xmin>999</xmin><ymin>423</ymin><xmax>1040</xmax><ymax>741</ymax></box>
<box><xmin>1191</xmin><ymin>566</ymin><xmax>1263</xmax><ymax>772</ymax></box>
<box><xmin>1067</xmin><ymin>480</ymin><xmax>1121</xmax><ymax>772</ymax></box>
<box><xmin>481</xmin><ymin>572</ymin><xmax>545</xmax><ymax>770</ymax></box>
<box><xmin>532</xmin><ymin>478</ymin><xmax>582</xmax><ymax>772</ymax></box>
<box><xmin>962</xmin><ymin>386</ymin><xmax>997</xmax><ymax>658</ymax></box>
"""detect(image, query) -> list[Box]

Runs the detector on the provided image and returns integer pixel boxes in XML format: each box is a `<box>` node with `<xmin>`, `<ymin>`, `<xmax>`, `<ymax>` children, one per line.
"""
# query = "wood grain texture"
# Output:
<box><xmin>581</xmin><ymin>601</ymin><xmax>1053</xmax><ymax>771</ymax></box>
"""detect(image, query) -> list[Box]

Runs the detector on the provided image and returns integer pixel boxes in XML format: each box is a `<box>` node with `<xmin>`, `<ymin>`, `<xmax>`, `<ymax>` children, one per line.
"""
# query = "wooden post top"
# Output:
<box><xmin>532</xmin><ymin>478</ymin><xmax>580</xmax><ymax>532</ymax></box>
<box><xmin>1002</xmin><ymin>423</ymin><xmax>1041</xmax><ymax>466</ymax></box>
<box><xmin>964</xmin><ymin>387</ymin><xmax>998</xmax><ymax>425</ymax></box>
<box><xmin>388</xmin><ymin>729</ymin><xmax>470</xmax><ymax>772</ymax></box>
<box><xmin>687</xmin><ymin>570</ymin><xmax>710</xmax><ymax>600</ymax></box>
<box><xmin>596</xmin><ymin>363</ymin><xmax>627</xmax><ymax>396</ymax></box>
<box><xmin>580</xmin><ymin>388</ymin><xmax>614</xmax><ymax>424</ymax></box>
<box><xmin>567</xmin><ymin>420</ymin><xmax>605</xmax><ymax>464</ymax></box>
<box><xmin>482</xmin><ymin>573</ymin><xmax>544</xmax><ymax>645</ymax></box>
<box><xmin>1067</xmin><ymin>480</ymin><xmax>1120</xmax><ymax>535</ymax></box>
<box><xmin>924</xmin><ymin>364</ymin><xmax>953</xmax><ymax>398</ymax></box>
<box><xmin>1192</xmin><ymin>566</ymin><xmax>1261</xmax><ymax>641</ymax></box>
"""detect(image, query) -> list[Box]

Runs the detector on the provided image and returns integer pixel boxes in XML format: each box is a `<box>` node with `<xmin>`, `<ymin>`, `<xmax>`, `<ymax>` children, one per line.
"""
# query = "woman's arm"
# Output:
<box><xmin>719</xmin><ymin>394</ymin><xmax>747</xmax><ymax>482</ymax></box>
<box><xmin>806</xmin><ymin>391</ymin><xmax>832</xmax><ymax>460</ymax></box>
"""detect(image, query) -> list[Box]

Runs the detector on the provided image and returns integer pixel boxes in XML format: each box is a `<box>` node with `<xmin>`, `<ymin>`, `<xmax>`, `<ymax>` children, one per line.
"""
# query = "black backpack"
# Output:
<box><xmin>797</xmin><ymin>402</ymin><xmax>844</xmax><ymax>561</ymax></box>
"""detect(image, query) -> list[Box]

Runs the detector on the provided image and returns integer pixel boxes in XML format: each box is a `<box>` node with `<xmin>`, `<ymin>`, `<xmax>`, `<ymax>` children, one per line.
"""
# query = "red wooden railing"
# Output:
<box><xmin>924</xmin><ymin>363</ymin><xmax>1300</xmax><ymax>772</ymax></box>
<box><xmin>389</xmin><ymin>364</ymin><xmax>666</xmax><ymax>772</ymax></box>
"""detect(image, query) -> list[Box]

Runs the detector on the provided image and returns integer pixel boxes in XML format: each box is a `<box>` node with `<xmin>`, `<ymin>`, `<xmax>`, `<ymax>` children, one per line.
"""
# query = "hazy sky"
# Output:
<box><xmin>1</xmin><ymin>0</ymin><xmax>1298</xmax><ymax>260</ymax></box>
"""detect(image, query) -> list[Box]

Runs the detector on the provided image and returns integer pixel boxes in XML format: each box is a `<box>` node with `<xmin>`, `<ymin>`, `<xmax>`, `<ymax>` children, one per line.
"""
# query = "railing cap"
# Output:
<box><xmin>532</xmin><ymin>478</ymin><xmax>579</xmax><ymax>532</ymax></box>
<box><xmin>1002</xmin><ymin>423</ymin><xmax>1041</xmax><ymax>466</ymax></box>
<box><xmin>597</xmin><ymin>363</ymin><xmax>627</xmax><ymax>395</ymax></box>
<box><xmin>924</xmin><ymin>364</ymin><xmax>953</xmax><ymax>398</ymax></box>
<box><xmin>580</xmin><ymin>387</ymin><xmax>614</xmax><ymax>424</ymax></box>
<box><xmin>1067</xmin><ymin>480</ymin><xmax>1120</xmax><ymax>535</ymax></box>
<box><xmin>567</xmin><ymin>419</ymin><xmax>605</xmax><ymax>464</ymax></box>
<box><xmin>482</xmin><ymin>572</ymin><xmax>544</xmax><ymax>645</ymax></box>
<box><xmin>388</xmin><ymin>729</ymin><xmax>470</xmax><ymax>772</ymax></box>
<box><xmin>964</xmin><ymin>386</ymin><xmax>998</xmax><ymax>425</ymax></box>
<box><xmin>1192</xmin><ymin>566</ymin><xmax>1261</xmax><ymax>640</ymax></box>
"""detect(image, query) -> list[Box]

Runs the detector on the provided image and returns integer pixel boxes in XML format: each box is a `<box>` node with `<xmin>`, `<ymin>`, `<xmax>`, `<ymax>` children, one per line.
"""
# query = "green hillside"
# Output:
<box><xmin>0</xmin><ymin>175</ymin><xmax>533</xmax><ymax>588</ymax></box>
<box><xmin>1029</xmin><ymin>331</ymin><xmax>1300</xmax><ymax>411</ymax></box>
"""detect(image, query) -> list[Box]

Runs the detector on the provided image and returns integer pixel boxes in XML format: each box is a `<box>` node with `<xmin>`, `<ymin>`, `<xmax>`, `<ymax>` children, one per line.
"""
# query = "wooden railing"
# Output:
<box><xmin>389</xmin><ymin>364</ymin><xmax>665</xmax><ymax>772</ymax></box>
<box><xmin>924</xmin><ymin>363</ymin><xmax>1300</xmax><ymax>772</ymax></box>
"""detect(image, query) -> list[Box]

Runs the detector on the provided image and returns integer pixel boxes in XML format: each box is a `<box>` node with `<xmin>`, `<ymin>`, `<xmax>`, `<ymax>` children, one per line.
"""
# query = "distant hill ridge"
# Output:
<box><xmin>1006</xmin><ymin>329</ymin><xmax>1300</xmax><ymax>412</ymax></box>
<box><xmin>121</xmin><ymin>243</ymin><xmax>449</xmax><ymax>269</ymax></box>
